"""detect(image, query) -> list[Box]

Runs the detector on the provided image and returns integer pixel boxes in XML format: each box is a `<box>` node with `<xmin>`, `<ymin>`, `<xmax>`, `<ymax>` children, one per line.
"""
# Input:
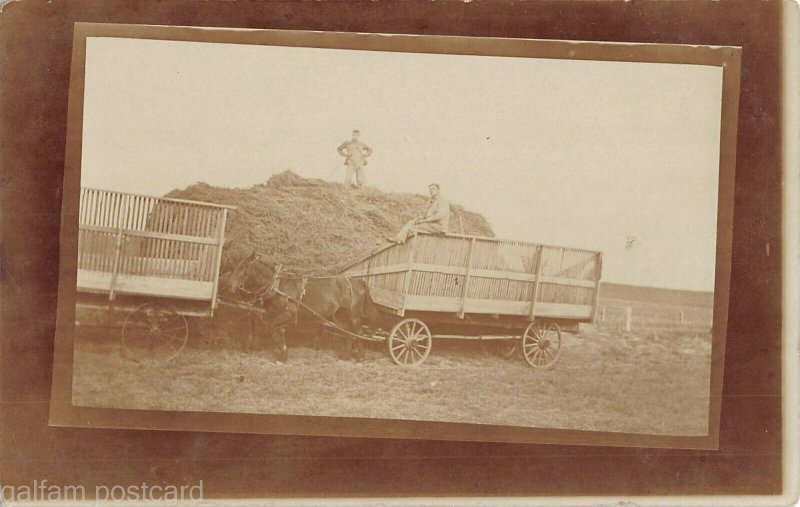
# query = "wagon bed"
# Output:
<box><xmin>344</xmin><ymin>233</ymin><xmax>602</xmax><ymax>322</ymax></box>
<box><xmin>77</xmin><ymin>188</ymin><xmax>232</xmax><ymax>309</ymax></box>
<box><xmin>76</xmin><ymin>187</ymin><xmax>234</xmax><ymax>361</ymax></box>
<box><xmin>342</xmin><ymin>233</ymin><xmax>603</xmax><ymax>367</ymax></box>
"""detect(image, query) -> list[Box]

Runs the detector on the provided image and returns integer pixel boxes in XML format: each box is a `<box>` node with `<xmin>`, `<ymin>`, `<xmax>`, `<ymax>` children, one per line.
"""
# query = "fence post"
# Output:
<box><xmin>624</xmin><ymin>306</ymin><xmax>632</xmax><ymax>332</ymax></box>
<box><xmin>680</xmin><ymin>311</ymin><xmax>685</xmax><ymax>324</ymax></box>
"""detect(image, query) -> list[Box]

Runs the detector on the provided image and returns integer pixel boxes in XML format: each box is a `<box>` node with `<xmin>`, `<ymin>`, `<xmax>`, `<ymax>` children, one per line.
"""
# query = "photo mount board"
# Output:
<box><xmin>49</xmin><ymin>22</ymin><xmax>741</xmax><ymax>450</ymax></box>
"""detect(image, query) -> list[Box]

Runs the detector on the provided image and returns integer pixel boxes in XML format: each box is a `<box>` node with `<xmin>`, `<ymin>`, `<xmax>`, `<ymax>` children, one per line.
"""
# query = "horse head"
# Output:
<box><xmin>225</xmin><ymin>251</ymin><xmax>282</xmax><ymax>299</ymax></box>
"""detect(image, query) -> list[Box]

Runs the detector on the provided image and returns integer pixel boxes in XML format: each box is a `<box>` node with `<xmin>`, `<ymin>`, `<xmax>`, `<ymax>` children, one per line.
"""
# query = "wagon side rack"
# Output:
<box><xmin>341</xmin><ymin>232</ymin><xmax>603</xmax><ymax>368</ymax></box>
<box><xmin>75</xmin><ymin>187</ymin><xmax>235</xmax><ymax>363</ymax></box>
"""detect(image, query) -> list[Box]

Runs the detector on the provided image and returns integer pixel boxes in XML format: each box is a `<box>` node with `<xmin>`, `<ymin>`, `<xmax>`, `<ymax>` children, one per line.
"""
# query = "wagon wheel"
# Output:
<box><xmin>521</xmin><ymin>321</ymin><xmax>562</xmax><ymax>368</ymax></box>
<box><xmin>387</xmin><ymin>318</ymin><xmax>432</xmax><ymax>366</ymax></box>
<box><xmin>121</xmin><ymin>302</ymin><xmax>188</xmax><ymax>363</ymax></box>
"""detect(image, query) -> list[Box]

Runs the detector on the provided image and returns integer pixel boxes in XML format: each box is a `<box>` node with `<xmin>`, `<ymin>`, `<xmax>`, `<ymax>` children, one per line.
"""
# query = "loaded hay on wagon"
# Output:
<box><xmin>164</xmin><ymin>171</ymin><xmax>495</xmax><ymax>347</ymax></box>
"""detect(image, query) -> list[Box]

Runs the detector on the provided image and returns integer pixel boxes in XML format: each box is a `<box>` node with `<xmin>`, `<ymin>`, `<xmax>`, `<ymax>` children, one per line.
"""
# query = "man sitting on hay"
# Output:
<box><xmin>388</xmin><ymin>183</ymin><xmax>451</xmax><ymax>244</ymax></box>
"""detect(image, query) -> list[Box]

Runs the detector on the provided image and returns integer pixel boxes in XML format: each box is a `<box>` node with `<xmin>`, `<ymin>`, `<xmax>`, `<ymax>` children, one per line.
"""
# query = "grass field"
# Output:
<box><xmin>596</xmin><ymin>283</ymin><xmax>714</xmax><ymax>335</ymax></box>
<box><xmin>72</xmin><ymin>328</ymin><xmax>712</xmax><ymax>436</ymax></box>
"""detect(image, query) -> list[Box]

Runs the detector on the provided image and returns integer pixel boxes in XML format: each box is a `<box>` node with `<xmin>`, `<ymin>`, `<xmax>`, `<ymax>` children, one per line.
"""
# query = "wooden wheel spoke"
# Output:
<box><xmin>126</xmin><ymin>328</ymin><xmax>151</xmax><ymax>343</ymax></box>
<box><xmin>160</xmin><ymin>314</ymin><xmax>182</xmax><ymax>326</ymax></box>
<box><xmin>150</xmin><ymin>334</ymin><xmax>172</xmax><ymax>347</ymax></box>
<box><xmin>397</xmin><ymin>326</ymin><xmax>409</xmax><ymax>341</ymax></box>
<box><xmin>156</xmin><ymin>332</ymin><xmax>185</xmax><ymax>345</ymax></box>
<box><xmin>523</xmin><ymin>339</ymin><xmax>539</xmax><ymax>349</ymax></box>
<box><xmin>539</xmin><ymin>352</ymin><xmax>550</xmax><ymax>365</ymax></box>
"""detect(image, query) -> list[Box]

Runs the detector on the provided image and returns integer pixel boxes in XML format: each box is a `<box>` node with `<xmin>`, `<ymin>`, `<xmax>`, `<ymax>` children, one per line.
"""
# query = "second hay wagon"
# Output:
<box><xmin>343</xmin><ymin>233</ymin><xmax>603</xmax><ymax>368</ymax></box>
<box><xmin>75</xmin><ymin>187</ymin><xmax>234</xmax><ymax>362</ymax></box>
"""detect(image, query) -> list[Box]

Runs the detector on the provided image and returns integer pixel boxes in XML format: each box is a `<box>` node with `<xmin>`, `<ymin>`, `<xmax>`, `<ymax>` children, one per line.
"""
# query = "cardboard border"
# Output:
<box><xmin>49</xmin><ymin>22</ymin><xmax>742</xmax><ymax>450</ymax></box>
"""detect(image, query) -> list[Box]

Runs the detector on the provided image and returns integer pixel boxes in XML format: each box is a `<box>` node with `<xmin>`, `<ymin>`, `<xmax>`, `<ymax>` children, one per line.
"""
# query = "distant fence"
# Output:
<box><xmin>595</xmin><ymin>297</ymin><xmax>713</xmax><ymax>335</ymax></box>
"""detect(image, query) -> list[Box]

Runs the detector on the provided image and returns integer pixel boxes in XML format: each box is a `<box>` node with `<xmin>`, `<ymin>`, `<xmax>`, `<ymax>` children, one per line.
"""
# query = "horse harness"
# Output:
<box><xmin>238</xmin><ymin>258</ymin><xmax>367</xmax><ymax>339</ymax></box>
<box><xmin>271</xmin><ymin>277</ymin><xmax>355</xmax><ymax>323</ymax></box>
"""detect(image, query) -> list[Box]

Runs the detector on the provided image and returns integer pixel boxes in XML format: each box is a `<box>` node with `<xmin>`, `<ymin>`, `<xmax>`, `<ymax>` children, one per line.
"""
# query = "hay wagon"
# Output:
<box><xmin>343</xmin><ymin>233</ymin><xmax>603</xmax><ymax>368</ymax></box>
<box><xmin>75</xmin><ymin>187</ymin><xmax>234</xmax><ymax>362</ymax></box>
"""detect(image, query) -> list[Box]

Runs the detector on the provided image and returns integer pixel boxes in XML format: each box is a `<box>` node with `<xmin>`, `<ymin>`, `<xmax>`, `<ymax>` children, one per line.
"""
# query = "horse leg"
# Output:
<box><xmin>350</xmin><ymin>315</ymin><xmax>366</xmax><ymax>362</ymax></box>
<box><xmin>312</xmin><ymin>327</ymin><xmax>321</xmax><ymax>351</ymax></box>
<box><xmin>346</xmin><ymin>285</ymin><xmax>366</xmax><ymax>361</ymax></box>
<box><xmin>328</xmin><ymin>311</ymin><xmax>351</xmax><ymax>360</ymax></box>
<box><xmin>331</xmin><ymin>311</ymin><xmax>364</xmax><ymax>361</ymax></box>
<box><xmin>245</xmin><ymin>312</ymin><xmax>252</xmax><ymax>350</ymax></box>
<box><xmin>333</xmin><ymin>279</ymin><xmax>363</xmax><ymax>361</ymax></box>
<box><xmin>268</xmin><ymin>323</ymin><xmax>289</xmax><ymax>363</ymax></box>
<box><xmin>270</xmin><ymin>309</ymin><xmax>294</xmax><ymax>363</ymax></box>
<box><xmin>248</xmin><ymin>311</ymin><xmax>257</xmax><ymax>351</ymax></box>
<box><xmin>272</xmin><ymin>327</ymin><xmax>288</xmax><ymax>362</ymax></box>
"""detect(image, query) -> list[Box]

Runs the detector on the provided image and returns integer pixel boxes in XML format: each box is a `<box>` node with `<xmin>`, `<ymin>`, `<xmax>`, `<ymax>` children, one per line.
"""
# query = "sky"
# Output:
<box><xmin>81</xmin><ymin>37</ymin><xmax>724</xmax><ymax>291</ymax></box>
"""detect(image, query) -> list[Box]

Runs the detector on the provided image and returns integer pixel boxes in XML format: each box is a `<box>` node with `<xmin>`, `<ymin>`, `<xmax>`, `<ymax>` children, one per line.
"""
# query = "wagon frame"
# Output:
<box><xmin>75</xmin><ymin>187</ymin><xmax>234</xmax><ymax>362</ymax></box>
<box><xmin>343</xmin><ymin>232</ymin><xmax>603</xmax><ymax>368</ymax></box>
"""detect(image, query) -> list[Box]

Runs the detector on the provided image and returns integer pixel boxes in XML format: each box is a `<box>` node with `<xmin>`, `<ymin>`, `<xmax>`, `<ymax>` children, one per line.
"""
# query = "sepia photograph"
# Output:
<box><xmin>51</xmin><ymin>25</ymin><xmax>739</xmax><ymax>445</ymax></box>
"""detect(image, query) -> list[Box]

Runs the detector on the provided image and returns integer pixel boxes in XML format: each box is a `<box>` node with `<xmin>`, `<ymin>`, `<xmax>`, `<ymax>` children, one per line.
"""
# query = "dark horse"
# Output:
<box><xmin>225</xmin><ymin>252</ymin><xmax>380</xmax><ymax>362</ymax></box>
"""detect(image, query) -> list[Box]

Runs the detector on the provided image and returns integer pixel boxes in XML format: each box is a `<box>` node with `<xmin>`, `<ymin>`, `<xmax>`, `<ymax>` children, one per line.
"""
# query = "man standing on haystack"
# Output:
<box><xmin>388</xmin><ymin>183</ymin><xmax>451</xmax><ymax>244</ymax></box>
<box><xmin>337</xmin><ymin>129</ymin><xmax>373</xmax><ymax>188</ymax></box>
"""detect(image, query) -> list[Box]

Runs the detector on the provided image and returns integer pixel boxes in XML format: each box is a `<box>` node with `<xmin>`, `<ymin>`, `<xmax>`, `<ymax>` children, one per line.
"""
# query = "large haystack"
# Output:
<box><xmin>167</xmin><ymin>171</ymin><xmax>494</xmax><ymax>274</ymax></box>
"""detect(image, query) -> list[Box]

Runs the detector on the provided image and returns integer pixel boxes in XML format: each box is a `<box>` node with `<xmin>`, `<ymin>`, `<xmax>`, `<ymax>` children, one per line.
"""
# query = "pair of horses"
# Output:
<box><xmin>224</xmin><ymin>252</ymin><xmax>381</xmax><ymax>362</ymax></box>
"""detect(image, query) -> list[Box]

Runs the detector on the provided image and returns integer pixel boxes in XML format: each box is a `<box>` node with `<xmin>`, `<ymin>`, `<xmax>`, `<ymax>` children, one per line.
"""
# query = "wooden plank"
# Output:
<box><xmin>153</xmin><ymin>207</ymin><xmax>164</xmax><ymax>274</ymax></box>
<box><xmin>529</xmin><ymin>245</ymin><xmax>544</xmax><ymax>320</ymax></box>
<box><xmin>591</xmin><ymin>252</ymin><xmax>603</xmax><ymax>323</ymax></box>
<box><xmin>81</xmin><ymin>187</ymin><xmax>236</xmax><ymax>209</ymax></box>
<box><xmin>93</xmin><ymin>189</ymin><xmax>101</xmax><ymax>227</ymax></box>
<box><xmin>210</xmin><ymin>208</ymin><xmax>228</xmax><ymax>311</ymax></box>
<box><xmin>108</xmin><ymin>194</ymin><xmax>129</xmax><ymax>301</ymax></box>
<box><xmin>97</xmin><ymin>192</ymin><xmax>108</xmax><ymax>233</ymax></box>
<box><xmin>399</xmin><ymin>233</ymin><xmax>418</xmax><ymax>316</ymax></box>
<box><xmin>432</xmin><ymin>334</ymin><xmax>518</xmax><ymax>340</ymax></box>
<box><xmin>77</xmin><ymin>269</ymin><xmax>215</xmax><ymax>300</ymax></box>
<box><xmin>458</xmin><ymin>237</ymin><xmax>475</xmax><ymax>319</ymax></box>
<box><xmin>78</xmin><ymin>254</ymin><xmax>202</xmax><ymax>277</ymax></box>
<box><xmin>343</xmin><ymin>263</ymin><xmax>408</xmax><ymax>278</ymax></box>
<box><xmin>345</xmin><ymin>262</ymin><xmax>597</xmax><ymax>289</ymax></box>
<box><xmin>98</xmin><ymin>190</ymin><xmax>106</xmax><ymax>228</ymax></box>
<box><xmin>81</xmin><ymin>225</ymin><xmax>222</xmax><ymax>245</ymax></box>
<box><xmin>403</xmin><ymin>294</ymin><xmax>594</xmax><ymax>319</ymax></box>
<box><xmin>444</xmin><ymin>232</ymin><xmax>599</xmax><ymax>255</ymax></box>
